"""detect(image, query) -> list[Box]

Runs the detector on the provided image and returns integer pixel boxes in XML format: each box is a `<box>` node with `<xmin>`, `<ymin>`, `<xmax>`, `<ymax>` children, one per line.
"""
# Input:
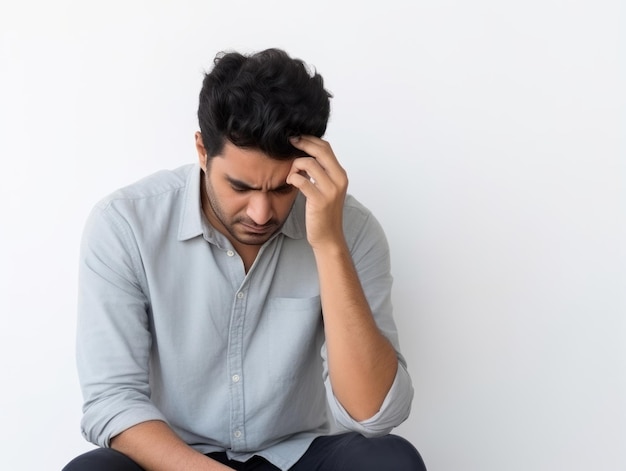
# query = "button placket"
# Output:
<box><xmin>229</xmin><ymin>283</ymin><xmax>247</xmax><ymax>449</ymax></box>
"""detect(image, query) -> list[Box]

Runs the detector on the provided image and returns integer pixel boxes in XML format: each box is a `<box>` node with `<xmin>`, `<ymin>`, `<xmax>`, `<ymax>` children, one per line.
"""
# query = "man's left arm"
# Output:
<box><xmin>287</xmin><ymin>136</ymin><xmax>409</xmax><ymax>422</ymax></box>
<box><xmin>314</xmin><ymin>234</ymin><xmax>399</xmax><ymax>420</ymax></box>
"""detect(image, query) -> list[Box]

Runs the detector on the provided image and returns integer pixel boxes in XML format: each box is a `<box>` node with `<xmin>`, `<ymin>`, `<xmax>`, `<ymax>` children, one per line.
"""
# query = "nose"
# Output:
<box><xmin>246</xmin><ymin>192</ymin><xmax>272</xmax><ymax>225</ymax></box>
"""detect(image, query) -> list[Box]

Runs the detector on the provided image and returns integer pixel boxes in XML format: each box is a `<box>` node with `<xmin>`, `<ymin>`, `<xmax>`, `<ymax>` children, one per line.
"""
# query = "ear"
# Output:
<box><xmin>195</xmin><ymin>132</ymin><xmax>208</xmax><ymax>171</ymax></box>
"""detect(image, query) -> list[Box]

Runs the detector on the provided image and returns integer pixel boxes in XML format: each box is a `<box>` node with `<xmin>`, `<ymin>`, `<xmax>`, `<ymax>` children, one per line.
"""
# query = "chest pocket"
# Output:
<box><xmin>266</xmin><ymin>296</ymin><xmax>323</xmax><ymax>382</ymax></box>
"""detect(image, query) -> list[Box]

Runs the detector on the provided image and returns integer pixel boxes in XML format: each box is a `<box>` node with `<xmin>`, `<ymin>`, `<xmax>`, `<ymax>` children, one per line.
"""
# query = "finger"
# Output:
<box><xmin>286</xmin><ymin>168</ymin><xmax>320</xmax><ymax>198</ymax></box>
<box><xmin>288</xmin><ymin>157</ymin><xmax>332</xmax><ymax>192</ymax></box>
<box><xmin>290</xmin><ymin>140</ymin><xmax>347</xmax><ymax>189</ymax></box>
<box><xmin>289</xmin><ymin>136</ymin><xmax>344</xmax><ymax>176</ymax></box>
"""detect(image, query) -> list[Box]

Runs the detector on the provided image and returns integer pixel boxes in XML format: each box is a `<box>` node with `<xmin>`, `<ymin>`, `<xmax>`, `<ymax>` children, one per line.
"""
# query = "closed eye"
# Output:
<box><xmin>272</xmin><ymin>184</ymin><xmax>295</xmax><ymax>194</ymax></box>
<box><xmin>231</xmin><ymin>186</ymin><xmax>250</xmax><ymax>193</ymax></box>
<box><xmin>226</xmin><ymin>176</ymin><xmax>294</xmax><ymax>194</ymax></box>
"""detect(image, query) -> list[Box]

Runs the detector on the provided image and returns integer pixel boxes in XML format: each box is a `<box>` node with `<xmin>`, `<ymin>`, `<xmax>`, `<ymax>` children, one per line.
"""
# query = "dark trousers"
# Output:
<box><xmin>62</xmin><ymin>432</ymin><xmax>427</xmax><ymax>470</ymax></box>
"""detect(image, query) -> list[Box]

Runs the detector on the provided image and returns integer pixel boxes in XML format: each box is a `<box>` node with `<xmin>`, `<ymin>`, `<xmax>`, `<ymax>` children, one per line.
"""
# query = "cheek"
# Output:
<box><xmin>210</xmin><ymin>185</ymin><xmax>248</xmax><ymax>216</ymax></box>
<box><xmin>225</xmin><ymin>193</ymin><xmax>250</xmax><ymax>214</ymax></box>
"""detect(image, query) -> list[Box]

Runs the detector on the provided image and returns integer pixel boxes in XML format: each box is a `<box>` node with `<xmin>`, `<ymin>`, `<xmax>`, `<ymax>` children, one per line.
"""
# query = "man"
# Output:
<box><xmin>63</xmin><ymin>48</ymin><xmax>426</xmax><ymax>471</ymax></box>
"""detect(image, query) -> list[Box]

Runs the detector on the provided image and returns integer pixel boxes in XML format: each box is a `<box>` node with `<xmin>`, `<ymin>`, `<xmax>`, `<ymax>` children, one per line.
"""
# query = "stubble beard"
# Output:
<box><xmin>203</xmin><ymin>175</ymin><xmax>283</xmax><ymax>247</ymax></box>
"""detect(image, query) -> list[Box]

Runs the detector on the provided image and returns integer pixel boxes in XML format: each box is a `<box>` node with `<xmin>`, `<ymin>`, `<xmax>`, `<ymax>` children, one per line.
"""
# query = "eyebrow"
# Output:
<box><xmin>225</xmin><ymin>176</ymin><xmax>292</xmax><ymax>193</ymax></box>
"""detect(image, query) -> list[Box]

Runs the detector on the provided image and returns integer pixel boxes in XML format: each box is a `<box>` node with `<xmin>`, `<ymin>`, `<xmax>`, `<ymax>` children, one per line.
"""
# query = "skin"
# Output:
<box><xmin>197</xmin><ymin>137</ymin><xmax>299</xmax><ymax>271</ymax></box>
<box><xmin>110</xmin><ymin>133</ymin><xmax>399</xmax><ymax>470</ymax></box>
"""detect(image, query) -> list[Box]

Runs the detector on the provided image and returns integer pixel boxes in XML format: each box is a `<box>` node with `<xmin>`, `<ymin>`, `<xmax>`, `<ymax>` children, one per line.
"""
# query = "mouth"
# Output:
<box><xmin>239</xmin><ymin>222</ymin><xmax>275</xmax><ymax>236</ymax></box>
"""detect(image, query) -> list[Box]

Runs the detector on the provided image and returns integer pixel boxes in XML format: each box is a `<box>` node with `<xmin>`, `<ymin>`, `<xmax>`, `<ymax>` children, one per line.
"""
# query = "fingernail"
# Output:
<box><xmin>290</xmin><ymin>136</ymin><xmax>300</xmax><ymax>143</ymax></box>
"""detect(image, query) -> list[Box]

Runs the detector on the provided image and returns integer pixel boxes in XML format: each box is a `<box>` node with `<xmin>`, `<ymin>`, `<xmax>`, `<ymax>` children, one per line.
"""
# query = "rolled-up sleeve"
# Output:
<box><xmin>324</xmin><ymin>359</ymin><xmax>413</xmax><ymax>436</ymax></box>
<box><xmin>77</xmin><ymin>202</ymin><xmax>166</xmax><ymax>447</ymax></box>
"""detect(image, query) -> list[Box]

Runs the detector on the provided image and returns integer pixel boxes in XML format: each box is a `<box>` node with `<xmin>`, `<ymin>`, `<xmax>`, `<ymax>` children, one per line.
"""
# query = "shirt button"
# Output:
<box><xmin>234</xmin><ymin>430</ymin><xmax>242</xmax><ymax>438</ymax></box>
<box><xmin>226</xmin><ymin>250</ymin><xmax>234</xmax><ymax>257</ymax></box>
<box><xmin>237</xmin><ymin>292</ymin><xmax>244</xmax><ymax>299</ymax></box>
<box><xmin>232</xmin><ymin>374</ymin><xmax>240</xmax><ymax>383</ymax></box>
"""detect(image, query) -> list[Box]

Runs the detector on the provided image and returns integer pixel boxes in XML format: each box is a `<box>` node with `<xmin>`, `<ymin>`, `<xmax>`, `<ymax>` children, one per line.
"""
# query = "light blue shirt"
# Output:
<box><xmin>76</xmin><ymin>164</ymin><xmax>413</xmax><ymax>470</ymax></box>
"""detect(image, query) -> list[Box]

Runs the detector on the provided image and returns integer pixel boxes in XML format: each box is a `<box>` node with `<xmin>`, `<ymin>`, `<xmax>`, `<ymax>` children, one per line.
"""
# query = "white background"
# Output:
<box><xmin>1</xmin><ymin>1</ymin><xmax>624</xmax><ymax>470</ymax></box>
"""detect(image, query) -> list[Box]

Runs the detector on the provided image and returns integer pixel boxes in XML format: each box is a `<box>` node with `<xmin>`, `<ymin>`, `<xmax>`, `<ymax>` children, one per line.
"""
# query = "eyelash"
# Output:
<box><xmin>231</xmin><ymin>186</ymin><xmax>293</xmax><ymax>194</ymax></box>
<box><xmin>273</xmin><ymin>186</ymin><xmax>294</xmax><ymax>194</ymax></box>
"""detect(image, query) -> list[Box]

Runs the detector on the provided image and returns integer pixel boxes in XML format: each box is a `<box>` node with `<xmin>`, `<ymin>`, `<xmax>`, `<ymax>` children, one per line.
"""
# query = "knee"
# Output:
<box><xmin>62</xmin><ymin>454</ymin><xmax>88</xmax><ymax>471</ymax></box>
<box><xmin>392</xmin><ymin>435</ymin><xmax>427</xmax><ymax>471</ymax></box>
<box><xmin>62</xmin><ymin>448</ymin><xmax>143</xmax><ymax>471</ymax></box>
<box><xmin>359</xmin><ymin>434</ymin><xmax>427</xmax><ymax>471</ymax></box>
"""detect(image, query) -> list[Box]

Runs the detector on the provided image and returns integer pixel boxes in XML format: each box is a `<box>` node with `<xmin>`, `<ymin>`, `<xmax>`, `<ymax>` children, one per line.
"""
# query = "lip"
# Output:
<box><xmin>239</xmin><ymin>222</ymin><xmax>273</xmax><ymax>235</ymax></box>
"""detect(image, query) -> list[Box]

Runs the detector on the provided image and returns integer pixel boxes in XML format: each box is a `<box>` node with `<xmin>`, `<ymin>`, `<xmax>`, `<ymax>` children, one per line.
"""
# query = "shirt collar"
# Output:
<box><xmin>177</xmin><ymin>164</ymin><xmax>204</xmax><ymax>241</ymax></box>
<box><xmin>177</xmin><ymin>164</ymin><xmax>306</xmax><ymax>242</ymax></box>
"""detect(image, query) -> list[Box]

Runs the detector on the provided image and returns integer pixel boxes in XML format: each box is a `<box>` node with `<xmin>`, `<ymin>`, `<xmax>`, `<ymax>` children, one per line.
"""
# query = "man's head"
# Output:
<box><xmin>197</xmin><ymin>48</ymin><xmax>332</xmax><ymax>159</ymax></box>
<box><xmin>195</xmin><ymin>48</ymin><xmax>332</xmax><ymax>252</ymax></box>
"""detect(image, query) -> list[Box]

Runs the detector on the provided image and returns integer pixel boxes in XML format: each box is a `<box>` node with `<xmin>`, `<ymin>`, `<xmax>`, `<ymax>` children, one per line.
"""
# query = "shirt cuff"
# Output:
<box><xmin>81</xmin><ymin>400</ymin><xmax>169</xmax><ymax>448</ymax></box>
<box><xmin>325</xmin><ymin>362</ymin><xmax>414</xmax><ymax>437</ymax></box>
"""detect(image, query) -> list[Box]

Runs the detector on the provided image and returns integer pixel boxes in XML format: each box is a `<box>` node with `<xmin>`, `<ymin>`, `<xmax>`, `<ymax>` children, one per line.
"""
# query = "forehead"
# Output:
<box><xmin>212</xmin><ymin>142</ymin><xmax>294</xmax><ymax>183</ymax></box>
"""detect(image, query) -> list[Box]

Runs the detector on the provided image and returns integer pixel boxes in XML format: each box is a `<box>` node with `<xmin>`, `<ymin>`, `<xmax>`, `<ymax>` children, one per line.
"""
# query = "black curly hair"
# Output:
<box><xmin>198</xmin><ymin>48</ymin><xmax>332</xmax><ymax>160</ymax></box>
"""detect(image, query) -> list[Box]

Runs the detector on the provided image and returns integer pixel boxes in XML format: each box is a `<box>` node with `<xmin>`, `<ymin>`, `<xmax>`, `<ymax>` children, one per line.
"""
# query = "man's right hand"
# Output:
<box><xmin>111</xmin><ymin>420</ymin><xmax>234</xmax><ymax>471</ymax></box>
